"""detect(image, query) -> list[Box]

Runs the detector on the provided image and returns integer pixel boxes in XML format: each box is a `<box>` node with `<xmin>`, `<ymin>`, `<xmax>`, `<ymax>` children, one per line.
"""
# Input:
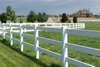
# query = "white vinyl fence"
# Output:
<box><xmin>78</xmin><ymin>20</ymin><xmax>100</xmax><ymax>22</ymax></box>
<box><xmin>0</xmin><ymin>23</ymin><xmax>99</xmax><ymax>67</ymax></box>
<box><xmin>0</xmin><ymin>23</ymin><xmax>85</xmax><ymax>32</ymax></box>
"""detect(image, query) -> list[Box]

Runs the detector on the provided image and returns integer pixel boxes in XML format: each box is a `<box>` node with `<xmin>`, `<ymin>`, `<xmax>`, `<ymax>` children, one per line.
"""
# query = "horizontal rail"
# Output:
<box><xmin>22</xmin><ymin>26</ymin><xmax>35</xmax><ymax>29</ymax></box>
<box><xmin>11</xmin><ymin>32</ymin><xmax>20</xmax><ymax>35</ymax></box>
<box><xmin>0</xmin><ymin>34</ymin><xmax>3</xmax><ymax>36</ymax></box>
<box><xmin>4</xmin><ymin>30</ymin><xmax>10</xmax><ymax>33</ymax></box>
<box><xmin>12</xmin><ymin>38</ymin><xmax>20</xmax><ymax>43</ymax></box>
<box><xmin>22</xmin><ymin>42</ymin><xmax>35</xmax><ymax>49</ymax></box>
<box><xmin>66</xmin><ymin>57</ymin><xmax>95</xmax><ymax>67</ymax></box>
<box><xmin>37</xmin><ymin>47</ymin><xmax>62</xmax><ymax>60</ymax></box>
<box><xmin>4</xmin><ymin>35</ymin><xmax>10</xmax><ymax>39</ymax></box>
<box><xmin>4</xmin><ymin>24</ymin><xmax>10</xmax><ymax>26</ymax></box>
<box><xmin>22</xmin><ymin>34</ymin><xmax>35</xmax><ymax>39</ymax></box>
<box><xmin>37</xmin><ymin>37</ymin><xmax>62</xmax><ymax>46</ymax></box>
<box><xmin>66</xmin><ymin>43</ymin><xmax>100</xmax><ymax>56</ymax></box>
<box><xmin>37</xmin><ymin>27</ymin><xmax>62</xmax><ymax>33</ymax></box>
<box><xmin>11</xmin><ymin>25</ymin><xmax>20</xmax><ymax>27</ymax></box>
<box><xmin>65</xmin><ymin>29</ymin><xmax>100</xmax><ymax>37</ymax></box>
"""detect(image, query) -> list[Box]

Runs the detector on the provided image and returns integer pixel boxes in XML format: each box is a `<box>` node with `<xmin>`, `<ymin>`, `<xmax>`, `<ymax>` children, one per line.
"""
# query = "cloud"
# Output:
<box><xmin>0</xmin><ymin>0</ymin><xmax>100</xmax><ymax>15</ymax></box>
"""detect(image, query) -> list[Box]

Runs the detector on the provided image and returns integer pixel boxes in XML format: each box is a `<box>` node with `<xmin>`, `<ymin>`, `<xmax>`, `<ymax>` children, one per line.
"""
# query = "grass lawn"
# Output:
<box><xmin>0</xmin><ymin>22</ymin><xmax>100</xmax><ymax>67</ymax></box>
<box><xmin>16</xmin><ymin>17</ymin><xmax>27</xmax><ymax>22</ymax></box>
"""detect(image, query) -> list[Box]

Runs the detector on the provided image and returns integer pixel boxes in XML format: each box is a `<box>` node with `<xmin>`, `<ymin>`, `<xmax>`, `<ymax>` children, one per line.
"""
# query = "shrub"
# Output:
<box><xmin>68</xmin><ymin>19</ymin><xmax>71</xmax><ymax>23</ymax></box>
<box><xmin>0</xmin><ymin>13</ymin><xmax>7</xmax><ymax>23</ymax></box>
<box><xmin>73</xmin><ymin>16</ymin><xmax>77</xmax><ymax>23</ymax></box>
<box><xmin>20</xmin><ymin>19</ymin><xmax>23</xmax><ymax>23</ymax></box>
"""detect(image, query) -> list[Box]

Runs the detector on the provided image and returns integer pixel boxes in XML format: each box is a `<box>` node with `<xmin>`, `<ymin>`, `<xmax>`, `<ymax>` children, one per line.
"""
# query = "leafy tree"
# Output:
<box><xmin>37</xmin><ymin>12</ymin><xmax>48</xmax><ymax>22</ymax></box>
<box><xmin>42</xmin><ymin>12</ymin><xmax>48</xmax><ymax>22</ymax></box>
<box><xmin>27</xmin><ymin>10</ymin><xmax>37</xmax><ymax>22</ymax></box>
<box><xmin>11</xmin><ymin>10</ymin><xmax>16</xmax><ymax>23</ymax></box>
<box><xmin>37</xmin><ymin>12</ymin><xmax>43</xmax><ymax>22</ymax></box>
<box><xmin>0</xmin><ymin>13</ymin><xmax>7</xmax><ymax>23</ymax></box>
<box><xmin>6</xmin><ymin>5</ymin><xmax>16</xmax><ymax>22</ymax></box>
<box><xmin>6</xmin><ymin>5</ymin><xmax>12</xmax><ymax>20</ymax></box>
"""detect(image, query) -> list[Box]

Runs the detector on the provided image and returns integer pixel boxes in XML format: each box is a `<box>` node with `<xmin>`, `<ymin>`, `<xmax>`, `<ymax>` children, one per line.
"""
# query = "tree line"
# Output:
<box><xmin>0</xmin><ymin>5</ymin><xmax>48</xmax><ymax>23</ymax></box>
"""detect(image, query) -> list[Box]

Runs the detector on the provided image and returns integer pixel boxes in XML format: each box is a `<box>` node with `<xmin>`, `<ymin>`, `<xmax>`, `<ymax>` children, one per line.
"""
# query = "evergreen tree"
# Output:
<box><xmin>27</xmin><ymin>10</ymin><xmax>37</xmax><ymax>22</ymax></box>
<box><xmin>0</xmin><ymin>13</ymin><xmax>7</xmax><ymax>23</ymax></box>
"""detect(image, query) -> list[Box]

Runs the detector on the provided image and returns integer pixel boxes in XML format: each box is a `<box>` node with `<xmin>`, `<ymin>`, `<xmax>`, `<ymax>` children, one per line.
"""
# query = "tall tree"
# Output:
<box><xmin>27</xmin><ymin>10</ymin><xmax>37</xmax><ymax>22</ymax></box>
<box><xmin>11</xmin><ymin>10</ymin><xmax>16</xmax><ymax>23</ymax></box>
<box><xmin>6</xmin><ymin>5</ymin><xmax>12</xmax><ymax>20</ymax></box>
<box><xmin>0</xmin><ymin>13</ymin><xmax>7</xmax><ymax>23</ymax></box>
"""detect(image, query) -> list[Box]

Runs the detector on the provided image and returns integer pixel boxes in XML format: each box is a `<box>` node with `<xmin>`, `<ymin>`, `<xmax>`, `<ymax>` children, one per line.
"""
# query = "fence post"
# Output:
<box><xmin>3</xmin><ymin>23</ymin><xmax>5</xmax><ymax>39</ymax></box>
<box><xmin>24</xmin><ymin>23</ymin><xmax>26</xmax><ymax>33</ymax></box>
<box><xmin>20</xmin><ymin>24</ymin><xmax>23</xmax><ymax>51</ymax></box>
<box><xmin>10</xmin><ymin>24</ymin><xmax>13</xmax><ymax>45</ymax></box>
<box><xmin>62</xmin><ymin>26</ymin><xmax>68</xmax><ymax>67</ymax></box>
<box><xmin>34</xmin><ymin>24</ymin><xmax>39</xmax><ymax>59</ymax></box>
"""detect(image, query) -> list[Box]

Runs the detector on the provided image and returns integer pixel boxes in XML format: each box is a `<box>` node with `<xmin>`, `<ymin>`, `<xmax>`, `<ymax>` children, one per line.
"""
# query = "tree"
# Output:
<box><xmin>27</xmin><ymin>10</ymin><xmax>37</xmax><ymax>22</ymax></box>
<box><xmin>37</xmin><ymin>12</ymin><xmax>48</xmax><ymax>22</ymax></box>
<box><xmin>60</xmin><ymin>13</ymin><xmax>68</xmax><ymax>23</ymax></box>
<box><xmin>6</xmin><ymin>5</ymin><xmax>12</xmax><ymax>20</ymax></box>
<box><xmin>6</xmin><ymin>5</ymin><xmax>16</xmax><ymax>22</ymax></box>
<box><xmin>11</xmin><ymin>10</ymin><xmax>16</xmax><ymax>23</ymax></box>
<box><xmin>37</xmin><ymin>12</ymin><xmax>43</xmax><ymax>22</ymax></box>
<box><xmin>42</xmin><ymin>12</ymin><xmax>48</xmax><ymax>22</ymax></box>
<box><xmin>73</xmin><ymin>16</ymin><xmax>77</xmax><ymax>23</ymax></box>
<box><xmin>0</xmin><ymin>13</ymin><xmax>7</xmax><ymax>23</ymax></box>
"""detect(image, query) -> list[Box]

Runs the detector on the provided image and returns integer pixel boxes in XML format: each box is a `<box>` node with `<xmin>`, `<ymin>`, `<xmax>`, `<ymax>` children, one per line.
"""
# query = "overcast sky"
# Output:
<box><xmin>0</xmin><ymin>0</ymin><xmax>100</xmax><ymax>16</ymax></box>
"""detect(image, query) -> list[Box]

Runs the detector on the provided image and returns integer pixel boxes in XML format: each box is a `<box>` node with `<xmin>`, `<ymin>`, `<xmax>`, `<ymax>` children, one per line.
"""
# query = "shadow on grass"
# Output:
<box><xmin>1</xmin><ymin>39</ymin><xmax>61</xmax><ymax>67</ymax></box>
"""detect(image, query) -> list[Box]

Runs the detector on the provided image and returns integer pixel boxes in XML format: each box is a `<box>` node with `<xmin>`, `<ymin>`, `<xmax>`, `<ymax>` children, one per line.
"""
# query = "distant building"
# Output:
<box><xmin>73</xmin><ymin>8</ymin><xmax>93</xmax><ymax>17</ymax></box>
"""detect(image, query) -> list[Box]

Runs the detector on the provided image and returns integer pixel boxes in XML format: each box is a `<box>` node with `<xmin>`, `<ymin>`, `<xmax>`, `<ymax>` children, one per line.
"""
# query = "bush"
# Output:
<box><xmin>0</xmin><ymin>13</ymin><xmax>7</xmax><ymax>23</ymax></box>
<box><xmin>20</xmin><ymin>19</ymin><xmax>23</xmax><ymax>23</ymax></box>
<box><xmin>68</xmin><ymin>19</ymin><xmax>71</xmax><ymax>23</ymax></box>
<box><xmin>73</xmin><ymin>16</ymin><xmax>77</xmax><ymax>23</ymax></box>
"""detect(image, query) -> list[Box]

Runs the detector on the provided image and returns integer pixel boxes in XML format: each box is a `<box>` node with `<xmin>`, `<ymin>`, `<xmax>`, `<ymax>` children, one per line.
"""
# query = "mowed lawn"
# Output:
<box><xmin>0</xmin><ymin>22</ymin><xmax>100</xmax><ymax>67</ymax></box>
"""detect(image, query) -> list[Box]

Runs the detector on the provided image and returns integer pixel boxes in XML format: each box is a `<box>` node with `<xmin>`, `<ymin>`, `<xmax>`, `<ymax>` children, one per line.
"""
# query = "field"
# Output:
<box><xmin>0</xmin><ymin>22</ymin><xmax>100</xmax><ymax>67</ymax></box>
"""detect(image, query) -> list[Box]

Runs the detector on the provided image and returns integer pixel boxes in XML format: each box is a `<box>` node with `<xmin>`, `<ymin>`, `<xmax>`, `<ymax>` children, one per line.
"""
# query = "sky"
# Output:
<box><xmin>0</xmin><ymin>0</ymin><xmax>100</xmax><ymax>16</ymax></box>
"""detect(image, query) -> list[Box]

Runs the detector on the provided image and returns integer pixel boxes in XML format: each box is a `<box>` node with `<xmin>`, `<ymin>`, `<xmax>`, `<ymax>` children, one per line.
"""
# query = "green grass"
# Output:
<box><xmin>0</xmin><ymin>22</ymin><xmax>100</xmax><ymax>67</ymax></box>
<box><xmin>16</xmin><ymin>17</ymin><xmax>27</xmax><ymax>22</ymax></box>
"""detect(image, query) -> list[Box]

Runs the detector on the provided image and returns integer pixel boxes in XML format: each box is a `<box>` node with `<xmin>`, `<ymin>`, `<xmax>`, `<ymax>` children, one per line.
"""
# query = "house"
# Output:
<box><xmin>73</xmin><ymin>8</ymin><xmax>93</xmax><ymax>17</ymax></box>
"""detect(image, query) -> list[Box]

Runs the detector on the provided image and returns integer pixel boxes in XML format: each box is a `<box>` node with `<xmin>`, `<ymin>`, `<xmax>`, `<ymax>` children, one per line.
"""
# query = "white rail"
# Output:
<box><xmin>0</xmin><ymin>23</ymin><xmax>98</xmax><ymax>67</ymax></box>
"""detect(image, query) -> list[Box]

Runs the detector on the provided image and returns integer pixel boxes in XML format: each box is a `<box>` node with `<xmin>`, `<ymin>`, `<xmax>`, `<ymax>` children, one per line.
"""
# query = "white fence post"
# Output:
<box><xmin>62</xmin><ymin>26</ymin><xmax>68</xmax><ymax>67</ymax></box>
<box><xmin>3</xmin><ymin>23</ymin><xmax>5</xmax><ymax>39</ymax></box>
<box><xmin>20</xmin><ymin>24</ymin><xmax>23</xmax><ymax>51</ymax></box>
<box><xmin>34</xmin><ymin>24</ymin><xmax>39</xmax><ymax>59</ymax></box>
<box><xmin>24</xmin><ymin>23</ymin><xmax>26</xmax><ymax>33</ymax></box>
<box><xmin>10</xmin><ymin>24</ymin><xmax>13</xmax><ymax>45</ymax></box>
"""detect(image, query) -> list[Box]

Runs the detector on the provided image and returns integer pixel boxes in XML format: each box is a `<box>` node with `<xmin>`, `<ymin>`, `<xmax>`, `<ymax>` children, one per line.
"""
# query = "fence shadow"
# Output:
<box><xmin>1</xmin><ymin>39</ymin><xmax>61</xmax><ymax>67</ymax></box>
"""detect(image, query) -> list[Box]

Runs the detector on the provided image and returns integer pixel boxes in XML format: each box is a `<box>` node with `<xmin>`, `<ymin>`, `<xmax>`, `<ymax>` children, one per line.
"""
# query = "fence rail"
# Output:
<box><xmin>0</xmin><ymin>23</ymin><xmax>98</xmax><ymax>67</ymax></box>
<box><xmin>78</xmin><ymin>20</ymin><xmax>100</xmax><ymax>22</ymax></box>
